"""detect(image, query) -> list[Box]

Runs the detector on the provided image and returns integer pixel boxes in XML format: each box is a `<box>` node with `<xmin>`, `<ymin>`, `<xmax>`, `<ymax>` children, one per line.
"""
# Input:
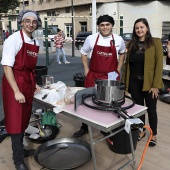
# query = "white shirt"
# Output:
<box><xmin>80</xmin><ymin>32</ymin><xmax>126</xmax><ymax>58</ymax></box>
<box><xmin>1</xmin><ymin>30</ymin><xmax>39</xmax><ymax>67</ymax></box>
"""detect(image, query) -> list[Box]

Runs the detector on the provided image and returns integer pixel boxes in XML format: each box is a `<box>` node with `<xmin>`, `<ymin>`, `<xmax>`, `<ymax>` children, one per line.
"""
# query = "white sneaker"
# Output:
<box><xmin>58</xmin><ymin>61</ymin><xmax>61</xmax><ymax>64</ymax></box>
<box><xmin>65</xmin><ymin>61</ymin><xmax>70</xmax><ymax>64</ymax></box>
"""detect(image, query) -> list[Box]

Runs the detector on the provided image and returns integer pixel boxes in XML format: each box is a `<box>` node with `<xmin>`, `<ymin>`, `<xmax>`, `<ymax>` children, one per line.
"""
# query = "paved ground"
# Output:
<box><xmin>0</xmin><ymin>43</ymin><xmax>85</xmax><ymax>122</ymax></box>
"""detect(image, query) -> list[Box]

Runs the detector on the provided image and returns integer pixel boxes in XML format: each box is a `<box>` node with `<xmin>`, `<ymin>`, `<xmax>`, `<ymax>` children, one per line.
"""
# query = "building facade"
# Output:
<box><xmin>1</xmin><ymin>0</ymin><xmax>170</xmax><ymax>41</ymax></box>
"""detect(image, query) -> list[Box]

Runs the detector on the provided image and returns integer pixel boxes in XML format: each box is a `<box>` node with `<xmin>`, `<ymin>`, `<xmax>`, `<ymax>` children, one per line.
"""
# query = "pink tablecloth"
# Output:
<box><xmin>61</xmin><ymin>102</ymin><xmax>147</xmax><ymax>129</ymax></box>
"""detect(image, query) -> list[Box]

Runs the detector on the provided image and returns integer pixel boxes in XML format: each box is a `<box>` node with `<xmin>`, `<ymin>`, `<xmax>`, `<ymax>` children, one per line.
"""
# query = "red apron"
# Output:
<box><xmin>85</xmin><ymin>34</ymin><xmax>119</xmax><ymax>88</ymax></box>
<box><xmin>2</xmin><ymin>30</ymin><xmax>39</xmax><ymax>134</ymax></box>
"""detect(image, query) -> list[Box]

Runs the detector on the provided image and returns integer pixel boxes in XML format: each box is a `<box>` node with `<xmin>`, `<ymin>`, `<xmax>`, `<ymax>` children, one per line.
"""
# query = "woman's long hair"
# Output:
<box><xmin>127</xmin><ymin>18</ymin><xmax>154</xmax><ymax>51</ymax></box>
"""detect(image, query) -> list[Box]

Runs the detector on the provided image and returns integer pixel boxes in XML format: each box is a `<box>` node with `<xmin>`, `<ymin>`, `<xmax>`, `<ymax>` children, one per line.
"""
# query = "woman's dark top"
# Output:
<box><xmin>129</xmin><ymin>41</ymin><xmax>145</xmax><ymax>76</ymax></box>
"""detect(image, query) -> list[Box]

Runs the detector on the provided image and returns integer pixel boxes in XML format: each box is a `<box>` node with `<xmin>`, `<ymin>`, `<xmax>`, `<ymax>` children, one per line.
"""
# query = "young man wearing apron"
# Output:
<box><xmin>74</xmin><ymin>15</ymin><xmax>126</xmax><ymax>137</ymax></box>
<box><xmin>1</xmin><ymin>10</ymin><xmax>42</xmax><ymax>170</ymax></box>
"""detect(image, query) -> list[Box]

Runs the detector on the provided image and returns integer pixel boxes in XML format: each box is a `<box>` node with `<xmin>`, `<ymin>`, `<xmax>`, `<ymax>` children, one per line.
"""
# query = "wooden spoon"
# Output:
<box><xmin>37</xmin><ymin>123</ymin><xmax>45</xmax><ymax>137</ymax></box>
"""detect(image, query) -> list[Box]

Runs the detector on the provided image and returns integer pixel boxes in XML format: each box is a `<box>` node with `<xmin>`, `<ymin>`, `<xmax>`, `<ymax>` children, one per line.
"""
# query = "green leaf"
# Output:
<box><xmin>0</xmin><ymin>0</ymin><xmax>20</xmax><ymax>13</ymax></box>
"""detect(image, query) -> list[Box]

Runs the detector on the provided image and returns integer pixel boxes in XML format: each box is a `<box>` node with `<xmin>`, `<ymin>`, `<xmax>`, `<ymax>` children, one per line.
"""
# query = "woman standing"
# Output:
<box><xmin>122</xmin><ymin>18</ymin><xmax>163</xmax><ymax>147</ymax></box>
<box><xmin>54</xmin><ymin>28</ymin><xmax>70</xmax><ymax>64</ymax></box>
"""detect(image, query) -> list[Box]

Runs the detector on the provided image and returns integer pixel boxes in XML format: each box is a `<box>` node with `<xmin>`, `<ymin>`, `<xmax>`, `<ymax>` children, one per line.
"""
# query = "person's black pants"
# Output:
<box><xmin>11</xmin><ymin>133</ymin><xmax>25</xmax><ymax>165</ymax></box>
<box><xmin>80</xmin><ymin>123</ymin><xmax>88</xmax><ymax>131</ymax></box>
<box><xmin>129</xmin><ymin>76</ymin><xmax>158</xmax><ymax>135</ymax></box>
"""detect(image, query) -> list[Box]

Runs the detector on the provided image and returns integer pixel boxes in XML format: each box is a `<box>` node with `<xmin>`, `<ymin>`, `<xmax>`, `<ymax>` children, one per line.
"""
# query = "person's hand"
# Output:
<box><xmin>84</xmin><ymin>68</ymin><xmax>89</xmax><ymax>76</ymax></box>
<box><xmin>125</xmin><ymin>91</ymin><xmax>130</xmax><ymax>96</ymax></box>
<box><xmin>14</xmin><ymin>91</ymin><xmax>25</xmax><ymax>103</ymax></box>
<box><xmin>35</xmin><ymin>84</ymin><xmax>41</xmax><ymax>94</ymax></box>
<box><xmin>149</xmin><ymin>88</ymin><xmax>159</xmax><ymax>99</ymax></box>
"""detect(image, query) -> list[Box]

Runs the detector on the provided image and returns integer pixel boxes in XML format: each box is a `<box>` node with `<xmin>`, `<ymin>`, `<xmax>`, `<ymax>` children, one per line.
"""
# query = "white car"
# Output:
<box><xmin>32</xmin><ymin>28</ymin><xmax>57</xmax><ymax>47</ymax></box>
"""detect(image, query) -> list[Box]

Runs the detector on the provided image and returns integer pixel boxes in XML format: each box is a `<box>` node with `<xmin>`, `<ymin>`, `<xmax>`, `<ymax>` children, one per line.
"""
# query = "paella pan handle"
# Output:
<box><xmin>116</xmin><ymin>108</ymin><xmax>130</xmax><ymax>120</ymax></box>
<box><xmin>34</xmin><ymin>143</ymin><xmax>68</xmax><ymax>157</ymax></box>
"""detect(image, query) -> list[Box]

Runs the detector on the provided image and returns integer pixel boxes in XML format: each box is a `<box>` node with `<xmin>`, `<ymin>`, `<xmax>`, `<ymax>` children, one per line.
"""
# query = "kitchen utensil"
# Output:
<box><xmin>25</xmin><ymin>125</ymin><xmax>39</xmax><ymax>134</ymax></box>
<box><xmin>34</xmin><ymin>143</ymin><xmax>68</xmax><ymax>157</ymax></box>
<box><xmin>42</xmin><ymin>75</ymin><xmax>54</xmax><ymax>89</ymax></box>
<box><xmin>27</xmin><ymin>125</ymin><xmax>59</xmax><ymax>144</ymax></box>
<box><xmin>34</xmin><ymin>138</ymin><xmax>91</xmax><ymax>170</ymax></box>
<box><xmin>37</xmin><ymin>123</ymin><xmax>45</xmax><ymax>137</ymax></box>
<box><xmin>29</xmin><ymin>133</ymin><xmax>40</xmax><ymax>139</ymax></box>
<box><xmin>42</xmin><ymin>93</ymin><xmax>49</xmax><ymax>100</ymax></box>
<box><xmin>94</xmin><ymin>79</ymin><xmax>126</xmax><ymax>103</ymax></box>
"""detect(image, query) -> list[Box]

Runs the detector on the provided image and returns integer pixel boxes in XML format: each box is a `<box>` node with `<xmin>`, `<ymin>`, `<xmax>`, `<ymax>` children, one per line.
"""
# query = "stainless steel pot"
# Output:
<box><xmin>41</xmin><ymin>75</ymin><xmax>54</xmax><ymax>88</ymax></box>
<box><xmin>94</xmin><ymin>79</ymin><xmax>126</xmax><ymax>103</ymax></box>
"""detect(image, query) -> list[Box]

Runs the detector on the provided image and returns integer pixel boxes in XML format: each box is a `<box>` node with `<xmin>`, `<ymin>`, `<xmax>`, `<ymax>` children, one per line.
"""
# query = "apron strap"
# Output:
<box><xmin>110</xmin><ymin>34</ymin><xmax>115</xmax><ymax>51</ymax></box>
<box><xmin>95</xmin><ymin>34</ymin><xmax>100</xmax><ymax>46</ymax></box>
<box><xmin>20</xmin><ymin>30</ymin><xmax>25</xmax><ymax>43</ymax></box>
<box><xmin>20</xmin><ymin>30</ymin><xmax>36</xmax><ymax>45</ymax></box>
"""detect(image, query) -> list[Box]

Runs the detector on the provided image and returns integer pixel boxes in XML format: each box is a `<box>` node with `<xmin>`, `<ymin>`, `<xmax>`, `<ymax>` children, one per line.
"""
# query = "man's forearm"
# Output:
<box><xmin>3</xmin><ymin>66</ymin><xmax>19</xmax><ymax>93</ymax></box>
<box><xmin>81</xmin><ymin>54</ymin><xmax>89</xmax><ymax>76</ymax></box>
<box><xmin>117</xmin><ymin>53</ymin><xmax>125</xmax><ymax>73</ymax></box>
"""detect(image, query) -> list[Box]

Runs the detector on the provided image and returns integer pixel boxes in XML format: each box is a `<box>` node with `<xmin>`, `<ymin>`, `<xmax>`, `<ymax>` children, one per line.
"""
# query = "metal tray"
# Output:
<box><xmin>34</xmin><ymin>138</ymin><xmax>91</xmax><ymax>169</ymax></box>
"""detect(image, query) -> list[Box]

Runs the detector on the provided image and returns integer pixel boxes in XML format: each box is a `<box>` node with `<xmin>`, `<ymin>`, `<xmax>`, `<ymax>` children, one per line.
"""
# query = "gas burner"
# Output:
<box><xmin>74</xmin><ymin>87</ymin><xmax>136</xmax><ymax>120</ymax></box>
<box><xmin>81</xmin><ymin>94</ymin><xmax>135</xmax><ymax>120</ymax></box>
<box><xmin>92</xmin><ymin>95</ymin><xmax>125</xmax><ymax>108</ymax></box>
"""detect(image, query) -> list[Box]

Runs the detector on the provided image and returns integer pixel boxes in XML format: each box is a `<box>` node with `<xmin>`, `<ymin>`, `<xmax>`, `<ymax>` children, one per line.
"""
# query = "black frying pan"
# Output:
<box><xmin>34</xmin><ymin>138</ymin><xmax>91</xmax><ymax>169</ymax></box>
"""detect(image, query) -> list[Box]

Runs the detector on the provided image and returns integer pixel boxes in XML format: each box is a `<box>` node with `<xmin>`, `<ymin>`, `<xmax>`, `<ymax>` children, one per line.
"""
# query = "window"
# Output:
<box><xmin>66</xmin><ymin>7</ymin><xmax>70</xmax><ymax>13</ymax></box>
<box><xmin>80</xmin><ymin>22</ymin><xmax>87</xmax><ymax>32</ymax></box>
<box><xmin>25</xmin><ymin>1</ymin><xmax>29</xmax><ymax>6</ymax></box>
<box><xmin>47</xmin><ymin>11</ymin><xmax>56</xmax><ymax>16</ymax></box>
<box><xmin>21</xmin><ymin>0</ymin><xmax>29</xmax><ymax>6</ymax></box>
<box><xmin>65</xmin><ymin>24</ymin><xmax>72</xmax><ymax>37</ymax></box>
<box><xmin>162</xmin><ymin>21</ymin><xmax>170</xmax><ymax>36</ymax></box>
<box><xmin>11</xmin><ymin>16</ymin><xmax>17</xmax><ymax>21</ymax></box>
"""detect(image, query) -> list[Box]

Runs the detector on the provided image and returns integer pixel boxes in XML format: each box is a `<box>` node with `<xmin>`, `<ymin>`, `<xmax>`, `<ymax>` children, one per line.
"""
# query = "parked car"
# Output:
<box><xmin>122</xmin><ymin>33</ymin><xmax>132</xmax><ymax>45</ymax></box>
<box><xmin>75</xmin><ymin>31</ymin><xmax>92</xmax><ymax>50</ymax></box>
<box><xmin>161</xmin><ymin>34</ymin><xmax>169</xmax><ymax>55</ymax></box>
<box><xmin>32</xmin><ymin>27</ymin><xmax>57</xmax><ymax>47</ymax></box>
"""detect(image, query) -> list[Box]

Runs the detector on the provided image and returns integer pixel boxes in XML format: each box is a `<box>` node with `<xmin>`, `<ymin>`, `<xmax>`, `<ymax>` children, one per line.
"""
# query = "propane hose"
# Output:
<box><xmin>137</xmin><ymin>126</ymin><xmax>153</xmax><ymax>170</ymax></box>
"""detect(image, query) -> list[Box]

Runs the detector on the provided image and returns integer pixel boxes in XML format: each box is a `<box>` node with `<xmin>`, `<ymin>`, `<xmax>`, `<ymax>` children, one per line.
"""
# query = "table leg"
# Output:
<box><xmin>117</xmin><ymin>128</ymin><xmax>136</xmax><ymax>170</ymax></box>
<box><xmin>88</xmin><ymin>125</ymin><xmax>97</xmax><ymax>170</ymax></box>
<box><xmin>129</xmin><ymin>129</ymin><xmax>136</xmax><ymax>170</ymax></box>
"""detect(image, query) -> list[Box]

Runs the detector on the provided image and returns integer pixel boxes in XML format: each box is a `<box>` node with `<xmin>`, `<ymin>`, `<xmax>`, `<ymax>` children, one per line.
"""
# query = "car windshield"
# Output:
<box><xmin>161</xmin><ymin>34</ymin><xmax>168</xmax><ymax>40</ymax></box>
<box><xmin>123</xmin><ymin>33</ymin><xmax>132</xmax><ymax>38</ymax></box>
<box><xmin>43</xmin><ymin>28</ymin><xmax>56</xmax><ymax>35</ymax></box>
<box><xmin>76</xmin><ymin>32</ymin><xmax>92</xmax><ymax>38</ymax></box>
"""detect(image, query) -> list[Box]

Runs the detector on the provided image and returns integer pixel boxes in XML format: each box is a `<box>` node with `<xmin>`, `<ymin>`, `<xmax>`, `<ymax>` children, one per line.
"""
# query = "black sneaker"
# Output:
<box><xmin>15</xmin><ymin>162</ymin><xmax>28</xmax><ymax>170</ymax></box>
<box><xmin>73</xmin><ymin>129</ymin><xmax>88</xmax><ymax>137</ymax></box>
<box><xmin>149</xmin><ymin>139</ymin><xmax>156</xmax><ymax>147</ymax></box>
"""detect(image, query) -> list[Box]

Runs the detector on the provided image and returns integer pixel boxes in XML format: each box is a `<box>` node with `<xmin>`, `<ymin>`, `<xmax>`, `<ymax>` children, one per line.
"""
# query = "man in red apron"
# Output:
<box><xmin>1</xmin><ymin>10</ymin><xmax>42</xmax><ymax>170</ymax></box>
<box><xmin>74</xmin><ymin>15</ymin><xmax>126</xmax><ymax>137</ymax></box>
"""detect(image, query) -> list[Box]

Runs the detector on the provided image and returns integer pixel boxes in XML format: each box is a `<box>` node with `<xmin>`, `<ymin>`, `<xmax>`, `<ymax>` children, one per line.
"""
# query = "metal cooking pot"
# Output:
<box><xmin>41</xmin><ymin>75</ymin><xmax>54</xmax><ymax>88</ymax></box>
<box><xmin>34</xmin><ymin>138</ymin><xmax>91</xmax><ymax>169</ymax></box>
<box><xmin>94</xmin><ymin>79</ymin><xmax>126</xmax><ymax>103</ymax></box>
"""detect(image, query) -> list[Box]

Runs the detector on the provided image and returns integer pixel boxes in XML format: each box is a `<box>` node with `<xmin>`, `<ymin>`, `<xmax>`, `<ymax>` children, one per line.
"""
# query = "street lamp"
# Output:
<box><xmin>92</xmin><ymin>0</ymin><xmax>96</xmax><ymax>34</ymax></box>
<box><xmin>71</xmin><ymin>0</ymin><xmax>75</xmax><ymax>57</ymax></box>
<box><xmin>44</xmin><ymin>16</ymin><xmax>49</xmax><ymax>66</ymax></box>
<box><xmin>8</xmin><ymin>10</ymin><xmax>12</xmax><ymax>35</ymax></box>
<box><xmin>16</xmin><ymin>7</ymin><xmax>20</xmax><ymax>30</ymax></box>
<box><xmin>23</xmin><ymin>0</ymin><xmax>25</xmax><ymax>10</ymax></box>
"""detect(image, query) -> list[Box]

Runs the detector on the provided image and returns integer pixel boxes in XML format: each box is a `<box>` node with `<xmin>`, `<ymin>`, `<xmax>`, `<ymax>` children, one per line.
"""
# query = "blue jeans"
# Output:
<box><xmin>56</xmin><ymin>48</ymin><xmax>66</xmax><ymax>62</ymax></box>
